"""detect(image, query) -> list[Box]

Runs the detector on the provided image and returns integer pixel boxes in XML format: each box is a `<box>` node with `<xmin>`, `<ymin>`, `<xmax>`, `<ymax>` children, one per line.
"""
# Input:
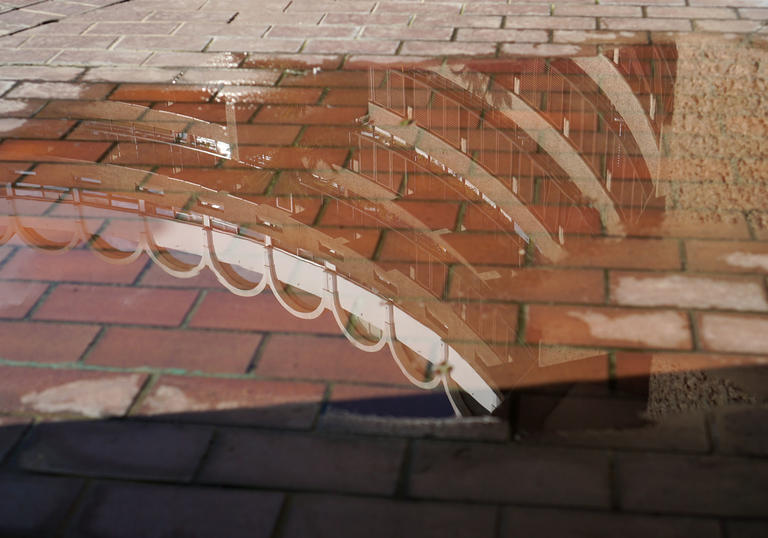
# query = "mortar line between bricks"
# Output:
<box><xmin>0</xmin><ymin>420</ymin><xmax>33</xmax><ymax>469</ymax></box>
<box><xmin>51</xmin><ymin>478</ymin><xmax>94</xmax><ymax>538</ymax></box>
<box><xmin>688</xmin><ymin>309</ymin><xmax>701</xmax><ymax>350</ymax></box>
<box><xmin>75</xmin><ymin>324</ymin><xmax>107</xmax><ymax>364</ymax></box>
<box><xmin>290</xmin><ymin>124</ymin><xmax>307</xmax><ymax>146</ymax></box>
<box><xmin>0</xmin><ymin>80</ymin><xmax>15</xmax><ymax>97</ymax></box>
<box><xmin>315</xmin><ymin>86</ymin><xmax>330</xmax><ymax>105</ymax></box>
<box><xmin>0</xmin><ymin>245</ymin><xmax>19</xmax><ymax>271</ymax></box>
<box><xmin>60</xmin><ymin>117</ymin><xmax>84</xmax><ymax>139</ymax></box>
<box><xmin>392</xmin><ymin>437</ymin><xmax>413</xmax><ymax>498</ymax></box>
<box><xmin>179</xmin><ymin>288</ymin><xmax>207</xmax><ymax>328</ymax></box>
<box><xmin>189</xmin><ymin>428</ymin><xmax>218</xmax><ymax>483</ymax></box>
<box><xmin>107</xmin><ymin>35</ymin><xmax>122</xmax><ymax>51</ymax></box>
<box><xmin>268</xmin><ymin>493</ymin><xmax>294</xmax><ymax>538</ymax></box>
<box><xmin>140</xmin><ymin>51</ymin><xmax>156</xmax><ymax>67</ymax></box>
<box><xmin>244</xmin><ymin>332</ymin><xmax>271</xmax><ymax>374</ymax></box>
<box><xmin>311</xmin><ymin>382</ymin><xmax>333</xmax><ymax>429</ymax></box>
<box><xmin>0</xmin><ymin>414</ymin><xmax>40</xmax><ymax>470</ymax></box>
<box><xmin>125</xmin><ymin>372</ymin><xmax>160</xmax><ymax>416</ymax></box>
<box><xmin>22</xmin><ymin>281</ymin><xmax>56</xmax><ymax>319</ymax></box>
<box><xmin>0</xmin><ymin>355</ymin><xmax>422</xmax><ymax>388</ymax></box>
<box><xmin>129</xmin><ymin>256</ymin><xmax>156</xmax><ymax>286</ymax></box>
<box><xmin>515</xmin><ymin>303</ymin><xmax>528</xmax><ymax>345</ymax></box>
<box><xmin>0</xmin><ymin>17</ymin><xmax>60</xmax><ymax>38</ymax></box>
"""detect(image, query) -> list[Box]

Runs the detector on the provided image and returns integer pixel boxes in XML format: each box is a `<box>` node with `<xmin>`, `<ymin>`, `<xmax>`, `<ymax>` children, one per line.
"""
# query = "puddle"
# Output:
<box><xmin>0</xmin><ymin>35</ymin><xmax>767</xmax><ymax>433</ymax></box>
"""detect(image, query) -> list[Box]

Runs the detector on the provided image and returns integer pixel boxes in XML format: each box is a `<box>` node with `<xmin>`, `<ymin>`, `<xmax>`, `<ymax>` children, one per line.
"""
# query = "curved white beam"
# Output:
<box><xmin>424</xmin><ymin>65</ymin><xmax>624</xmax><ymax>236</ymax></box>
<box><xmin>573</xmin><ymin>54</ymin><xmax>662</xmax><ymax>195</ymax></box>
<box><xmin>3</xmin><ymin>181</ymin><xmax>503</xmax><ymax>415</ymax></box>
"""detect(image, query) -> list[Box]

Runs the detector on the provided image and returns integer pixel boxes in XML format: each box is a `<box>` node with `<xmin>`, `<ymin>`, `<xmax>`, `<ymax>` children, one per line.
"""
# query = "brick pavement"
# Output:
<box><xmin>1</xmin><ymin>1</ymin><xmax>768</xmax><ymax>536</ymax></box>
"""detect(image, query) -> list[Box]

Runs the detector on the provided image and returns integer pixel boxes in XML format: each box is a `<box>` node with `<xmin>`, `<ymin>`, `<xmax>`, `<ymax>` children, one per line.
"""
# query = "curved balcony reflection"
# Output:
<box><xmin>0</xmin><ymin>44</ymin><xmax>694</xmax><ymax>420</ymax></box>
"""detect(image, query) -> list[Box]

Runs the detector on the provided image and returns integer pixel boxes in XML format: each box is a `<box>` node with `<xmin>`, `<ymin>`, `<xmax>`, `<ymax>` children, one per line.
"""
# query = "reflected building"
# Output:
<box><xmin>0</xmin><ymin>44</ymin><xmax>681</xmax><ymax>419</ymax></box>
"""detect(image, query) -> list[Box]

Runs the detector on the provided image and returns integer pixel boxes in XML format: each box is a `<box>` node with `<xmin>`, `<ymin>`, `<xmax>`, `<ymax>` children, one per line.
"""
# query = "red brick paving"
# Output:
<box><xmin>1</xmin><ymin>1</ymin><xmax>768</xmax><ymax>534</ymax></box>
<box><xmin>135</xmin><ymin>375</ymin><xmax>326</xmax><ymax>428</ymax></box>
<box><xmin>0</xmin><ymin>320</ymin><xmax>100</xmax><ymax>363</ymax></box>
<box><xmin>86</xmin><ymin>327</ymin><xmax>263</xmax><ymax>373</ymax></box>
<box><xmin>0</xmin><ymin>366</ymin><xmax>147</xmax><ymax>417</ymax></box>
<box><xmin>255</xmin><ymin>334</ymin><xmax>409</xmax><ymax>385</ymax></box>
<box><xmin>33</xmin><ymin>284</ymin><xmax>199</xmax><ymax>326</ymax></box>
<box><xmin>0</xmin><ymin>247</ymin><xmax>146</xmax><ymax>283</ymax></box>
<box><xmin>0</xmin><ymin>280</ymin><xmax>47</xmax><ymax>318</ymax></box>
<box><xmin>527</xmin><ymin>304</ymin><xmax>694</xmax><ymax>349</ymax></box>
<box><xmin>189</xmin><ymin>291</ymin><xmax>341</xmax><ymax>334</ymax></box>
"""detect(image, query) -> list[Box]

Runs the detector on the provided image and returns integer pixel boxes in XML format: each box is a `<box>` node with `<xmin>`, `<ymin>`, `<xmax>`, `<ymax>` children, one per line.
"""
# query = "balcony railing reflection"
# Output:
<box><xmin>0</xmin><ymin>44</ymin><xmax>680</xmax><ymax>419</ymax></box>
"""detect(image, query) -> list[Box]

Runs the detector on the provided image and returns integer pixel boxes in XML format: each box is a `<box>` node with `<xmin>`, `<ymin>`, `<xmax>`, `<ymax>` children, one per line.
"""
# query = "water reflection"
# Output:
<box><xmin>1</xmin><ymin>40</ymin><xmax>766</xmax><ymax>427</ymax></box>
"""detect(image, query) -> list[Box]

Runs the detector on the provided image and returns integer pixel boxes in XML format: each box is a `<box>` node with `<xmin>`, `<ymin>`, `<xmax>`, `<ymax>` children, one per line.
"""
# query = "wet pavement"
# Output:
<box><xmin>1</xmin><ymin>1</ymin><xmax>768</xmax><ymax>537</ymax></box>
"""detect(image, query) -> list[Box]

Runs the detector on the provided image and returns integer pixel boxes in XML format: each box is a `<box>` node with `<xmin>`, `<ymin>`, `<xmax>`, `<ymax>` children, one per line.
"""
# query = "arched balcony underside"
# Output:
<box><xmin>2</xmin><ymin>175</ymin><xmax>505</xmax><ymax>416</ymax></box>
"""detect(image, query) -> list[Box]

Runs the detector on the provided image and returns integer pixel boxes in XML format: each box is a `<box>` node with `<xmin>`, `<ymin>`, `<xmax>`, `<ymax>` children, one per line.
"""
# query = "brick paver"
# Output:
<box><xmin>617</xmin><ymin>453</ymin><xmax>768</xmax><ymax>516</ymax></box>
<box><xmin>0</xmin><ymin>280</ymin><xmax>47</xmax><ymax>317</ymax></box>
<box><xmin>0</xmin><ymin>366</ymin><xmax>147</xmax><ymax>418</ymax></box>
<box><xmin>255</xmin><ymin>334</ymin><xmax>409</xmax><ymax>385</ymax></box>
<box><xmin>409</xmin><ymin>441</ymin><xmax>612</xmax><ymax>507</ymax></box>
<box><xmin>86</xmin><ymin>327</ymin><xmax>263</xmax><ymax>373</ymax></box>
<box><xmin>19</xmin><ymin>420</ymin><xmax>213</xmax><ymax>481</ymax></box>
<box><xmin>280</xmin><ymin>494</ymin><xmax>497</xmax><ymax>538</ymax></box>
<box><xmin>135</xmin><ymin>375</ymin><xmax>326</xmax><ymax>428</ymax></box>
<box><xmin>189</xmin><ymin>290</ymin><xmax>340</xmax><ymax>333</ymax></box>
<box><xmin>526</xmin><ymin>305</ymin><xmax>693</xmax><ymax>349</ymax></box>
<box><xmin>0</xmin><ymin>417</ymin><xmax>29</xmax><ymax>462</ymax></box>
<box><xmin>198</xmin><ymin>429</ymin><xmax>405</xmax><ymax>494</ymax></box>
<box><xmin>0</xmin><ymin>321</ymin><xmax>100</xmax><ymax>363</ymax></box>
<box><xmin>0</xmin><ymin>247</ymin><xmax>146</xmax><ymax>283</ymax></box>
<box><xmin>33</xmin><ymin>284</ymin><xmax>199</xmax><ymax>326</ymax></box>
<box><xmin>0</xmin><ymin>473</ymin><xmax>84</xmax><ymax>537</ymax></box>
<box><xmin>65</xmin><ymin>482</ymin><xmax>284</xmax><ymax>538</ymax></box>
